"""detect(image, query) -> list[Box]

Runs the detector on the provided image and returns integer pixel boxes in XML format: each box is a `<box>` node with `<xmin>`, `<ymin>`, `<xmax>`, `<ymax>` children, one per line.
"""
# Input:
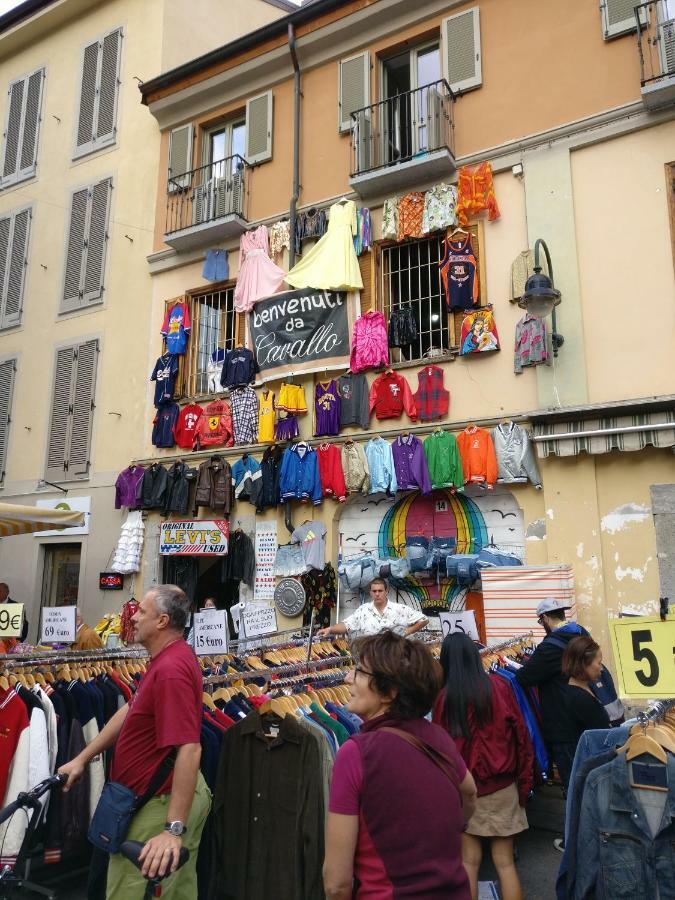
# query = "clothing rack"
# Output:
<box><xmin>202</xmin><ymin>653</ymin><xmax>353</xmax><ymax>688</ymax></box>
<box><xmin>479</xmin><ymin>631</ymin><xmax>533</xmax><ymax>656</ymax></box>
<box><xmin>227</xmin><ymin>624</ymin><xmax>312</xmax><ymax>653</ymax></box>
<box><xmin>638</xmin><ymin>698</ymin><xmax>675</xmax><ymax>724</ymax></box>
<box><xmin>0</xmin><ymin>647</ymin><xmax>149</xmax><ymax>666</ymax></box>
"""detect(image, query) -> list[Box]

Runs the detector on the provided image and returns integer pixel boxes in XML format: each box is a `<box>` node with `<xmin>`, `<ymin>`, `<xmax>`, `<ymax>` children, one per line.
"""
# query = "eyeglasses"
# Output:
<box><xmin>353</xmin><ymin>665</ymin><xmax>375</xmax><ymax>679</ymax></box>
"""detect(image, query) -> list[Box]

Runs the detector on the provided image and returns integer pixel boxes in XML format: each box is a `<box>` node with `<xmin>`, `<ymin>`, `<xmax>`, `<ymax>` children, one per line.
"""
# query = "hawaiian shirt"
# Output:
<box><xmin>381</xmin><ymin>198</ymin><xmax>399</xmax><ymax>239</ymax></box>
<box><xmin>343</xmin><ymin>600</ymin><xmax>425</xmax><ymax>635</ymax></box>
<box><xmin>422</xmin><ymin>183</ymin><xmax>458</xmax><ymax>234</ymax></box>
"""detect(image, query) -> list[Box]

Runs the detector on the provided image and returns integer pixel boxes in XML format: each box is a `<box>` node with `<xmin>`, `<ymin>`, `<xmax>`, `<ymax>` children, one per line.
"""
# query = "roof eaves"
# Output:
<box><xmin>0</xmin><ymin>0</ymin><xmax>58</xmax><ymax>34</ymax></box>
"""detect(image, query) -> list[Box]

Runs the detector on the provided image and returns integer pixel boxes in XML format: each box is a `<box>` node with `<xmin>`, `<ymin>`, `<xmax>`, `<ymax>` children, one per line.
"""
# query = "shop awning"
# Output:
<box><xmin>0</xmin><ymin>502</ymin><xmax>85</xmax><ymax>537</ymax></box>
<box><xmin>532</xmin><ymin>410</ymin><xmax>675</xmax><ymax>458</ymax></box>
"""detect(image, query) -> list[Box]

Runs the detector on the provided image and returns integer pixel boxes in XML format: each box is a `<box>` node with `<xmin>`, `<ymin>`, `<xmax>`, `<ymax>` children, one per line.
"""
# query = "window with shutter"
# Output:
<box><xmin>601</xmin><ymin>0</ymin><xmax>642</xmax><ymax>39</ymax></box>
<box><xmin>0</xmin><ymin>359</ymin><xmax>16</xmax><ymax>484</ymax></box>
<box><xmin>61</xmin><ymin>178</ymin><xmax>112</xmax><ymax>312</ymax></box>
<box><xmin>1</xmin><ymin>67</ymin><xmax>45</xmax><ymax>187</ymax></box>
<box><xmin>442</xmin><ymin>8</ymin><xmax>482</xmax><ymax>94</ymax></box>
<box><xmin>245</xmin><ymin>91</ymin><xmax>273</xmax><ymax>165</ymax></box>
<box><xmin>338</xmin><ymin>52</ymin><xmax>370</xmax><ymax>133</ymax></box>
<box><xmin>358</xmin><ymin>252</ymin><xmax>374</xmax><ymax>314</ymax></box>
<box><xmin>82</xmin><ymin>178</ymin><xmax>111</xmax><ymax>304</ymax></box>
<box><xmin>0</xmin><ymin>206</ymin><xmax>31</xmax><ymax>329</ymax></box>
<box><xmin>74</xmin><ymin>27</ymin><xmax>122</xmax><ymax>158</ymax></box>
<box><xmin>46</xmin><ymin>340</ymin><xmax>98</xmax><ymax>482</ymax></box>
<box><xmin>168</xmin><ymin>124</ymin><xmax>194</xmax><ymax>191</ymax></box>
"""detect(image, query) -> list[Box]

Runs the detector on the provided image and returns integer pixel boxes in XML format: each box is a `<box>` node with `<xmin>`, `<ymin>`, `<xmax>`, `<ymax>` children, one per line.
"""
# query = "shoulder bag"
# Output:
<box><xmin>378</xmin><ymin>726</ymin><xmax>460</xmax><ymax>797</ymax></box>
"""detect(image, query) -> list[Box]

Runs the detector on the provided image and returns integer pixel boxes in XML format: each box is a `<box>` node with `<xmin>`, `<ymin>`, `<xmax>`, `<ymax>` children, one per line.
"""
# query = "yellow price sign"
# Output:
<box><xmin>0</xmin><ymin>602</ymin><xmax>24</xmax><ymax>638</ymax></box>
<box><xmin>608</xmin><ymin>615</ymin><xmax>675</xmax><ymax>699</ymax></box>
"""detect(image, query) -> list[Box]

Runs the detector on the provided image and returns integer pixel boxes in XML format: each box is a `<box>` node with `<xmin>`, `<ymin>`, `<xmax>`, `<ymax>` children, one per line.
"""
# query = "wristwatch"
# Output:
<box><xmin>164</xmin><ymin>820</ymin><xmax>187</xmax><ymax>837</ymax></box>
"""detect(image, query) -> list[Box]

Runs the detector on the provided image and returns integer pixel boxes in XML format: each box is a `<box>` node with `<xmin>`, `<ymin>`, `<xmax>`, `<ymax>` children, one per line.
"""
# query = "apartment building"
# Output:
<box><xmin>0</xmin><ymin>0</ymin><xmax>291</xmax><ymax>639</ymax></box>
<box><xmin>135</xmin><ymin>0</ymin><xmax>675</xmax><ymax>649</ymax></box>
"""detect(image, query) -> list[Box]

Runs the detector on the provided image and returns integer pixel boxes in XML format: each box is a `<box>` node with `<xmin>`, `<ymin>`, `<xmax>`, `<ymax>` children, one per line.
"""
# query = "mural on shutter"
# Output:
<box><xmin>76</xmin><ymin>40</ymin><xmax>99</xmax><ymax>152</ymax></box>
<box><xmin>339</xmin><ymin>53</ymin><xmax>369</xmax><ymax>133</ymax></box>
<box><xmin>96</xmin><ymin>29</ymin><xmax>121</xmax><ymax>144</ymax></box>
<box><xmin>62</xmin><ymin>187</ymin><xmax>89</xmax><ymax>311</ymax></box>
<box><xmin>82</xmin><ymin>177</ymin><xmax>111</xmax><ymax>304</ymax></box>
<box><xmin>0</xmin><ymin>359</ymin><xmax>15</xmax><ymax>483</ymax></box>
<box><xmin>4</xmin><ymin>208</ymin><xmax>30</xmax><ymax>327</ymax></box>
<box><xmin>19</xmin><ymin>69</ymin><xmax>44</xmax><ymax>176</ymax></box>
<box><xmin>168</xmin><ymin>124</ymin><xmax>193</xmax><ymax>192</ymax></box>
<box><xmin>2</xmin><ymin>79</ymin><xmax>24</xmax><ymax>181</ymax></box>
<box><xmin>68</xmin><ymin>340</ymin><xmax>97</xmax><ymax>478</ymax></box>
<box><xmin>443</xmin><ymin>8</ymin><xmax>482</xmax><ymax>93</ymax></box>
<box><xmin>46</xmin><ymin>347</ymin><xmax>74</xmax><ymax>481</ymax></box>
<box><xmin>602</xmin><ymin>0</ymin><xmax>642</xmax><ymax>38</ymax></box>
<box><xmin>246</xmin><ymin>91</ymin><xmax>273</xmax><ymax>165</ymax></box>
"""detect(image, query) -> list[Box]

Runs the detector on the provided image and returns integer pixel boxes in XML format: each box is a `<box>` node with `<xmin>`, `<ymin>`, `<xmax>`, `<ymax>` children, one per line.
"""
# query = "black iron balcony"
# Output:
<box><xmin>349</xmin><ymin>79</ymin><xmax>455</xmax><ymax>198</ymax></box>
<box><xmin>164</xmin><ymin>154</ymin><xmax>249</xmax><ymax>251</ymax></box>
<box><xmin>636</xmin><ymin>1</ymin><xmax>675</xmax><ymax>108</ymax></box>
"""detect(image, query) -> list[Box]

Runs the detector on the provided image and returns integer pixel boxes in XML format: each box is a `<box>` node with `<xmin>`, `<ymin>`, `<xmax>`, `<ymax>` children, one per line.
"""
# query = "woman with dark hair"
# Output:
<box><xmin>561</xmin><ymin>635</ymin><xmax>610</xmax><ymax>740</ymax></box>
<box><xmin>433</xmin><ymin>632</ymin><xmax>534</xmax><ymax>900</ymax></box>
<box><xmin>323</xmin><ymin>629</ymin><xmax>477</xmax><ymax>900</ymax></box>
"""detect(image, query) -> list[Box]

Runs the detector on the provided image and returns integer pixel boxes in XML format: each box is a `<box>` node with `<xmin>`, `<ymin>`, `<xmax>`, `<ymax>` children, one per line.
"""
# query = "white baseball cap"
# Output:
<box><xmin>536</xmin><ymin>597</ymin><xmax>572</xmax><ymax>618</ymax></box>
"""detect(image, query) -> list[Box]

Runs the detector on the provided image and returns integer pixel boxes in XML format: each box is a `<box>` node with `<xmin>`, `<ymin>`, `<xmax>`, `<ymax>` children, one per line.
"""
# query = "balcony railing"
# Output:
<box><xmin>636</xmin><ymin>1</ymin><xmax>675</xmax><ymax>107</ymax></box>
<box><xmin>165</xmin><ymin>154</ymin><xmax>249</xmax><ymax>241</ymax></box>
<box><xmin>350</xmin><ymin>79</ymin><xmax>455</xmax><ymax>179</ymax></box>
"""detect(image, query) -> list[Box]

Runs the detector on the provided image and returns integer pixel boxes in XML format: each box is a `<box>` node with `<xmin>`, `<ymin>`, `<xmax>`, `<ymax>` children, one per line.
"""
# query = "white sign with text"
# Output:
<box><xmin>438</xmin><ymin>610</ymin><xmax>479</xmax><ymax>641</ymax></box>
<box><xmin>193</xmin><ymin>608</ymin><xmax>228</xmax><ymax>655</ymax></box>
<box><xmin>41</xmin><ymin>605</ymin><xmax>77</xmax><ymax>644</ymax></box>
<box><xmin>242</xmin><ymin>605</ymin><xmax>278</xmax><ymax>638</ymax></box>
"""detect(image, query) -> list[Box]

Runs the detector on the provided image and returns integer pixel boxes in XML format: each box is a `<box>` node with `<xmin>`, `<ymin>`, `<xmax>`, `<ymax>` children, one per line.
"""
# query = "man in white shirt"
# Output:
<box><xmin>317</xmin><ymin>577</ymin><xmax>428</xmax><ymax>638</ymax></box>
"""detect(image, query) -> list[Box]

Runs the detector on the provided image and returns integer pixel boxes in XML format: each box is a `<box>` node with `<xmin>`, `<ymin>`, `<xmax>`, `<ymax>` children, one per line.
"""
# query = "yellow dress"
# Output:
<box><xmin>285</xmin><ymin>200</ymin><xmax>363</xmax><ymax>291</ymax></box>
<box><xmin>258</xmin><ymin>390</ymin><xmax>276</xmax><ymax>443</ymax></box>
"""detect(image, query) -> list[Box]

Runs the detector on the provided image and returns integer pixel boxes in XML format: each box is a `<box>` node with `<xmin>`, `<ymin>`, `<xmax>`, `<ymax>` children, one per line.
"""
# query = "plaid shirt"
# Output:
<box><xmin>413</xmin><ymin>365</ymin><xmax>449</xmax><ymax>421</ymax></box>
<box><xmin>230</xmin><ymin>386</ymin><xmax>259</xmax><ymax>445</ymax></box>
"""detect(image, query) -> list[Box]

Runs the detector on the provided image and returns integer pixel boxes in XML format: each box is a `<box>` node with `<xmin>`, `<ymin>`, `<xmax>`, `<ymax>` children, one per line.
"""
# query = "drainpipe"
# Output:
<box><xmin>288</xmin><ymin>22</ymin><xmax>301</xmax><ymax>270</ymax></box>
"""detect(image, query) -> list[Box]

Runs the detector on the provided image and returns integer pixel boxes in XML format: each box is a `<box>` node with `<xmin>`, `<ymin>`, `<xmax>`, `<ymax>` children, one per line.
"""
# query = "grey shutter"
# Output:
<box><xmin>0</xmin><ymin>216</ymin><xmax>10</xmax><ymax>327</ymax></box>
<box><xmin>2</xmin><ymin>78</ymin><xmax>24</xmax><ymax>181</ymax></box>
<box><xmin>601</xmin><ymin>0</ymin><xmax>641</xmax><ymax>39</ymax></box>
<box><xmin>443</xmin><ymin>8</ymin><xmax>482</xmax><ymax>93</ymax></box>
<box><xmin>76</xmin><ymin>40</ymin><xmax>99</xmax><ymax>153</ymax></box>
<box><xmin>62</xmin><ymin>187</ymin><xmax>89</xmax><ymax>311</ymax></box>
<box><xmin>168</xmin><ymin>124</ymin><xmax>193</xmax><ymax>191</ymax></box>
<box><xmin>338</xmin><ymin>52</ymin><xmax>369</xmax><ymax>133</ymax></box>
<box><xmin>245</xmin><ymin>91</ymin><xmax>273</xmax><ymax>165</ymax></box>
<box><xmin>0</xmin><ymin>359</ymin><xmax>15</xmax><ymax>483</ymax></box>
<box><xmin>3</xmin><ymin>208</ymin><xmax>30</xmax><ymax>328</ymax></box>
<box><xmin>68</xmin><ymin>339</ymin><xmax>97</xmax><ymax>479</ymax></box>
<box><xmin>82</xmin><ymin>177</ymin><xmax>111</xmax><ymax>305</ymax></box>
<box><xmin>354</xmin><ymin>109</ymin><xmax>372</xmax><ymax>174</ymax></box>
<box><xmin>46</xmin><ymin>347</ymin><xmax>74</xmax><ymax>481</ymax></box>
<box><xmin>96</xmin><ymin>29</ymin><xmax>121</xmax><ymax>145</ymax></box>
<box><xmin>19</xmin><ymin>69</ymin><xmax>44</xmax><ymax>177</ymax></box>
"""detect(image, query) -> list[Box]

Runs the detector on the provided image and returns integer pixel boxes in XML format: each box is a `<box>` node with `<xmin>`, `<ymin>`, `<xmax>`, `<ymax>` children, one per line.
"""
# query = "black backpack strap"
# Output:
<box><xmin>134</xmin><ymin>748</ymin><xmax>177</xmax><ymax>812</ymax></box>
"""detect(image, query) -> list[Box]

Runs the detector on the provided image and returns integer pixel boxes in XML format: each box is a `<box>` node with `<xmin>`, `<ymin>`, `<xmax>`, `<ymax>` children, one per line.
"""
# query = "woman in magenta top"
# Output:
<box><xmin>323</xmin><ymin>630</ymin><xmax>477</xmax><ymax>899</ymax></box>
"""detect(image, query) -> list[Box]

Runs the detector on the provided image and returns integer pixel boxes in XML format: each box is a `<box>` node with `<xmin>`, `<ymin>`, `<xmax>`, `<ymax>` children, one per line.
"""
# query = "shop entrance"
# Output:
<box><xmin>162</xmin><ymin>555</ymin><xmax>240</xmax><ymax>633</ymax></box>
<box><xmin>41</xmin><ymin>543</ymin><xmax>81</xmax><ymax>608</ymax></box>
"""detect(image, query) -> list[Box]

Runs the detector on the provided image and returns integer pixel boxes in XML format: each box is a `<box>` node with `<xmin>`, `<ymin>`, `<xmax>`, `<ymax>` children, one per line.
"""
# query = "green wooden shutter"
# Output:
<box><xmin>443</xmin><ymin>7</ymin><xmax>482</xmax><ymax>93</ymax></box>
<box><xmin>245</xmin><ymin>91</ymin><xmax>273</xmax><ymax>165</ymax></box>
<box><xmin>76</xmin><ymin>39</ymin><xmax>99</xmax><ymax>153</ymax></box>
<box><xmin>0</xmin><ymin>359</ymin><xmax>16</xmax><ymax>484</ymax></box>
<box><xmin>96</xmin><ymin>29</ymin><xmax>122</xmax><ymax>145</ymax></box>
<box><xmin>338</xmin><ymin>52</ymin><xmax>369</xmax><ymax>133</ymax></box>
<box><xmin>62</xmin><ymin>187</ymin><xmax>89</xmax><ymax>311</ymax></box>
<box><xmin>68</xmin><ymin>340</ymin><xmax>98</xmax><ymax>479</ymax></box>
<box><xmin>18</xmin><ymin>68</ymin><xmax>44</xmax><ymax>178</ymax></box>
<box><xmin>82</xmin><ymin>177</ymin><xmax>111</xmax><ymax>305</ymax></box>
<box><xmin>3</xmin><ymin>208</ymin><xmax>30</xmax><ymax>328</ymax></box>
<box><xmin>168</xmin><ymin>124</ymin><xmax>194</xmax><ymax>191</ymax></box>
<box><xmin>46</xmin><ymin>346</ymin><xmax>74</xmax><ymax>481</ymax></box>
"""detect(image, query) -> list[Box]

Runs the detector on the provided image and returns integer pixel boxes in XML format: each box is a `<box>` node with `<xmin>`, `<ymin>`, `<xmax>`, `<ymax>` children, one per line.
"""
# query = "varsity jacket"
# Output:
<box><xmin>369</xmin><ymin>371</ymin><xmax>417</xmax><ymax>421</ymax></box>
<box><xmin>341</xmin><ymin>441</ymin><xmax>370</xmax><ymax>494</ymax></box>
<box><xmin>413</xmin><ymin>365</ymin><xmax>449</xmax><ymax>421</ymax></box>
<box><xmin>231</xmin><ymin>454</ymin><xmax>263</xmax><ymax>508</ymax></box>
<box><xmin>173</xmin><ymin>402</ymin><xmax>204</xmax><ymax>450</ymax></box>
<box><xmin>392</xmin><ymin>435</ymin><xmax>431</xmax><ymax>494</ymax></box>
<box><xmin>194</xmin><ymin>456</ymin><xmax>233</xmax><ymax>516</ymax></box>
<box><xmin>423</xmin><ymin>431</ymin><xmax>464</xmax><ymax>489</ymax></box>
<box><xmin>257</xmin><ymin>445</ymin><xmax>283</xmax><ymax>511</ymax></box>
<box><xmin>457</xmin><ymin>426</ymin><xmax>498</xmax><ymax>487</ymax></box>
<box><xmin>491</xmin><ymin>422</ymin><xmax>542</xmax><ymax>487</ymax></box>
<box><xmin>317</xmin><ymin>443</ymin><xmax>347</xmax><ymax>502</ymax></box>
<box><xmin>192</xmin><ymin>400</ymin><xmax>234</xmax><ymax>450</ymax></box>
<box><xmin>364</xmin><ymin>437</ymin><xmax>397</xmax><ymax>494</ymax></box>
<box><xmin>279</xmin><ymin>443</ymin><xmax>323</xmax><ymax>505</ymax></box>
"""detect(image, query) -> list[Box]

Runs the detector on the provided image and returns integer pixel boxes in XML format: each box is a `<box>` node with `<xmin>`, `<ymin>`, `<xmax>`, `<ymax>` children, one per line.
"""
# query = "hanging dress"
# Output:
<box><xmin>285</xmin><ymin>200</ymin><xmax>363</xmax><ymax>291</ymax></box>
<box><xmin>233</xmin><ymin>224</ymin><xmax>287</xmax><ymax>314</ymax></box>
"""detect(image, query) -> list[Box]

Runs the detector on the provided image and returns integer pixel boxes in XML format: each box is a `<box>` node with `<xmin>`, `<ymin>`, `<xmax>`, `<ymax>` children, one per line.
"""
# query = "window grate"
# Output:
<box><xmin>381</xmin><ymin>235</ymin><xmax>448</xmax><ymax>362</ymax></box>
<box><xmin>184</xmin><ymin>287</ymin><xmax>236</xmax><ymax>397</ymax></box>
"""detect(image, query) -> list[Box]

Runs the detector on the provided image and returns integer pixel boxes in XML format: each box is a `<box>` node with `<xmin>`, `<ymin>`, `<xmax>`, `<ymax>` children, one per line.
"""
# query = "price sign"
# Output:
<box><xmin>0</xmin><ymin>603</ymin><xmax>24</xmax><ymax>638</ymax></box>
<box><xmin>242</xmin><ymin>605</ymin><xmax>278</xmax><ymax>638</ymax></box>
<box><xmin>41</xmin><ymin>605</ymin><xmax>76</xmax><ymax>644</ymax></box>
<box><xmin>608</xmin><ymin>615</ymin><xmax>675</xmax><ymax>699</ymax></box>
<box><xmin>438</xmin><ymin>610</ymin><xmax>479</xmax><ymax>641</ymax></box>
<box><xmin>193</xmin><ymin>608</ymin><xmax>228</xmax><ymax>656</ymax></box>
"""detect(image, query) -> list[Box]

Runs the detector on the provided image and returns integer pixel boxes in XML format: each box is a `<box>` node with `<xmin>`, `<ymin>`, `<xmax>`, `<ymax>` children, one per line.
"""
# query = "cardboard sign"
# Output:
<box><xmin>193</xmin><ymin>608</ymin><xmax>228</xmax><ymax>655</ymax></box>
<box><xmin>41</xmin><ymin>605</ymin><xmax>76</xmax><ymax>644</ymax></box>
<box><xmin>242</xmin><ymin>605</ymin><xmax>278</xmax><ymax>638</ymax></box>
<box><xmin>159</xmin><ymin>520</ymin><xmax>229</xmax><ymax>555</ymax></box>
<box><xmin>438</xmin><ymin>610</ymin><xmax>479</xmax><ymax>642</ymax></box>
<box><xmin>0</xmin><ymin>603</ymin><xmax>24</xmax><ymax>638</ymax></box>
<box><xmin>608</xmin><ymin>615</ymin><xmax>675</xmax><ymax>699</ymax></box>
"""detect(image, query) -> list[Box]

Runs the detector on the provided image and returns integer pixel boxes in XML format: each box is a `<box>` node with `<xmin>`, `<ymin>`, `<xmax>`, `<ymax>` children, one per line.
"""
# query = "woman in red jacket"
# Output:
<box><xmin>433</xmin><ymin>633</ymin><xmax>534</xmax><ymax>900</ymax></box>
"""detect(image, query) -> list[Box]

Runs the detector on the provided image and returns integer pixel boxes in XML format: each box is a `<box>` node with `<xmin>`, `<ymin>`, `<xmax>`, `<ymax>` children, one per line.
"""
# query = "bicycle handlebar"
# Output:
<box><xmin>0</xmin><ymin>775</ymin><xmax>66</xmax><ymax>826</ymax></box>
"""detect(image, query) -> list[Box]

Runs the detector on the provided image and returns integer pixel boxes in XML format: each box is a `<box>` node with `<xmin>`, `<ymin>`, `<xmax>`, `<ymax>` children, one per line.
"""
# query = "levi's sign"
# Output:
<box><xmin>250</xmin><ymin>288</ymin><xmax>349</xmax><ymax>378</ymax></box>
<box><xmin>160</xmin><ymin>520</ymin><xmax>229</xmax><ymax>555</ymax></box>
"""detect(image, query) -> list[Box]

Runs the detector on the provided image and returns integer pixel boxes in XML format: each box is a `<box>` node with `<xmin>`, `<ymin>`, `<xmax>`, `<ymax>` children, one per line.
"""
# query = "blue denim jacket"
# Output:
<box><xmin>575</xmin><ymin>751</ymin><xmax>675</xmax><ymax>899</ymax></box>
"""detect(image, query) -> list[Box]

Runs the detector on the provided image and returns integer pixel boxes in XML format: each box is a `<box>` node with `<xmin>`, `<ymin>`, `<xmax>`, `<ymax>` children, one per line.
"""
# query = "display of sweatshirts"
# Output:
<box><xmin>220</xmin><ymin>347</ymin><xmax>257</xmax><ymax>389</ymax></box>
<box><xmin>337</xmin><ymin>372</ymin><xmax>369</xmax><ymax>429</ymax></box>
<box><xmin>491</xmin><ymin>421</ymin><xmax>542</xmax><ymax>487</ymax></box>
<box><xmin>391</xmin><ymin>434</ymin><xmax>431</xmax><ymax>494</ymax></box>
<box><xmin>423</xmin><ymin>431</ymin><xmax>464</xmax><ymax>489</ymax></box>
<box><xmin>152</xmin><ymin>402</ymin><xmax>179</xmax><ymax>448</ymax></box>
<box><xmin>110</xmin><ymin>510</ymin><xmax>145</xmax><ymax>574</ymax></box>
<box><xmin>314</xmin><ymin>379</ymin><xmax>340</xmax><ymax>436</ymax></box>
<box><xmin>440</xmin><ymin>232</ymin><xmax>479</xmax><ymax>311</ymax></box>
<box><xmin>364</xmin><ymin>437</ymin><xmax>397</xmax><ymax>495</ymax></box>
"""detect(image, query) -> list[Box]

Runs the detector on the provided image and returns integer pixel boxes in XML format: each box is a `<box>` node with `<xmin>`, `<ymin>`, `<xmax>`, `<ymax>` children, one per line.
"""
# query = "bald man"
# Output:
<box><xmin>0</xmin><ymin>583</ymin><xmax>28</xmax><ymax>642</ymax></box>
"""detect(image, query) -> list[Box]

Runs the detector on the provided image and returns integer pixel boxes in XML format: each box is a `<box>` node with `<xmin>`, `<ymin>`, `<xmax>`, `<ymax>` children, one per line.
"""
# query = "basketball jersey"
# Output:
<box><xmin>258</xmin><ymin>390</ymin><xmax>276</xmax><ymax>443</ymax></box>
<box><xmin>440</xmin><ymin>234</ymin><xmax>479</xmax><ymax>310</ymax></box>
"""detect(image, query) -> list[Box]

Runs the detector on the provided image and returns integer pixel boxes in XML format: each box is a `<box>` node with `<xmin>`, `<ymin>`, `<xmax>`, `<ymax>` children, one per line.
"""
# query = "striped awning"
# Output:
<box><xmin>533</xmin><ymin>410</ymin><xmax>675</xmax><ymax>458</ymax></box>
<box><xmin>0</xmin><ymin>502</ymin><xmax>85</xmax><ymax>537</ymax></box>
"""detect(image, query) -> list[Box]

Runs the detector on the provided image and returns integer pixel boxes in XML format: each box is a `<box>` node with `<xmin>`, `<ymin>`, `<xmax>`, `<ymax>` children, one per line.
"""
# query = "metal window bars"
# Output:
<box><xmin>184</xmin><ymin>286</ymin><xmax>237</xmax><ymax>397</ymax></box>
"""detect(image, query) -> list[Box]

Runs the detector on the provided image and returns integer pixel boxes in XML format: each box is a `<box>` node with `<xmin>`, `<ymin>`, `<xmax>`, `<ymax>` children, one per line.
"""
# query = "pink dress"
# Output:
<box><xmin>350</xmin><ymin>310</ymin><xmax>389</xmax><ymax>372</ymax></box>
<box><xmin>233</xmin><ymin>224</ymin><xmax>286</xmax><ymax>313</ymax></box>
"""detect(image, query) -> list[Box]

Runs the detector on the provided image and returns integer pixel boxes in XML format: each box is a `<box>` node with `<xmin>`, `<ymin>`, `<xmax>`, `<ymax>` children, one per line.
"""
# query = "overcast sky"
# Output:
<box><xmin>0</xmin><ymin>0</ymin><xmax>21</xmax><ymax>14</ymax></box>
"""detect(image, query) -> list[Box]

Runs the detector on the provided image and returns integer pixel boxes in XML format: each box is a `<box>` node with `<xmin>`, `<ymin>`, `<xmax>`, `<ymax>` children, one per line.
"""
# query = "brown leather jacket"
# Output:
<box><xmin>194</xmin><ymin>456</ymin><xmax>232</xmax><ymax>516</ymax></box>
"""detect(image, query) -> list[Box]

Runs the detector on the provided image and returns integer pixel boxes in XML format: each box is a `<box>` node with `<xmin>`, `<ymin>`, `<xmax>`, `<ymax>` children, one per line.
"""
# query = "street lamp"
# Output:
<box><xmin>518</xmin><ymin>238</ymin><xmax>564</xmax><ymax>356</ymax></box>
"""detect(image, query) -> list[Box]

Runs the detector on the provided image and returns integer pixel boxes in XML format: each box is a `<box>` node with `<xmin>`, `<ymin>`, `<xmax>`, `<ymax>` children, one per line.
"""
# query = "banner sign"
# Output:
<box><xmin>439</xmin><ymin>610</ymin><xmax>479</xmax><ymax>642</ymax></box>
<box><xmin>193</xmin><ymin>608</ymin><xmax>229</xmax><ymax>655</ymax></box>
<box><xmin>250</xmin><ymin>288</ymin><xmax>350</xmax><ymax>380</ymax></box>
<box><xmin>608</xmin><ymin>615</ymin><xmax>675</xmax><ymax>698</ymax></box>
<box><xmin>41</xmin><ymin>605</ymin><xmax>76</xmax><ymax>644</ymax></box>
<box><xmin>254</xmin><ymin>521</ymin><xmax>277</xmax><ymax>600</ymax></box>
<box><xmin>242</xmin><ymin>605</ymin><xmax>278</xmax><ymax>638</ymax></box>
<box><xmin>0</xmin><ymin>603</ymin><xmax>24</xmax><ymax>638</ymax></box>
<box><xmin>159</xmin><ymin>520</ymin><xmax>229</xmax><ymax>555</ymax></box>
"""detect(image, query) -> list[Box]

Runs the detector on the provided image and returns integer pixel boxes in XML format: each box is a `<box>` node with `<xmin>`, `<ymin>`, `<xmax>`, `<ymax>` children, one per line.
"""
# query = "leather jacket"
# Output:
<box><xmin>164</xmin><ymin>462</ymin><xmax>193</xmax><ymax>516</ymax></box>
<box><xmin>140</xmin><ymin>463</ymin><xmax>169</xmax><ymax>509</ymax></box>
<box><xmin>194</xmin><ymin>456</ymin><xmax>232</xmax><ymax>516</ymax></box>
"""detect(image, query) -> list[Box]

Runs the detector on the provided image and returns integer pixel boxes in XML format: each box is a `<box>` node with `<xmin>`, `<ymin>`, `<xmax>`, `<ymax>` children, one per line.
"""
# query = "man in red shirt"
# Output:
<box><xmin>59</xmin><ymin>585</ymin><xmax>209</xmax><ymax>898</ymax></box>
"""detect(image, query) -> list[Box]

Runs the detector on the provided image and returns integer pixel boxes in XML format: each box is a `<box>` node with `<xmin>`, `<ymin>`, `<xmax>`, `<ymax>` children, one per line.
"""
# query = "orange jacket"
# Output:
<box><xmin>457</xmin><ymin>426</ymin><xmax>497</xmax><ymax>486</ymax></box>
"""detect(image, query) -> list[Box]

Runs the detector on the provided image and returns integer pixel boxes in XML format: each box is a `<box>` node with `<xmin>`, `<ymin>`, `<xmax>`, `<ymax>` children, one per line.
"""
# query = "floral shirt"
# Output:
<box><xmin>381</xmin><ymin>198</ymin><xmax>399</xmax><ymax>239</ymax></box>
<box><xmin>514</xmin><ymin>313</ymin><xmax>551</xmax><ymax>373</ymax></box>
<box><xmin>269</xmin><ymin>220</ymin><xmax>290</xmax><ymax>259</ymax></box>
<box><xmin>422</xmin><ymin>183</ymin><xmax>458</xmax><ymax>234</ymax></box>
<box><xmin>343</xmin><ymin>600</ymin><xmax>425</xmax><ymax>635</ymax></box>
